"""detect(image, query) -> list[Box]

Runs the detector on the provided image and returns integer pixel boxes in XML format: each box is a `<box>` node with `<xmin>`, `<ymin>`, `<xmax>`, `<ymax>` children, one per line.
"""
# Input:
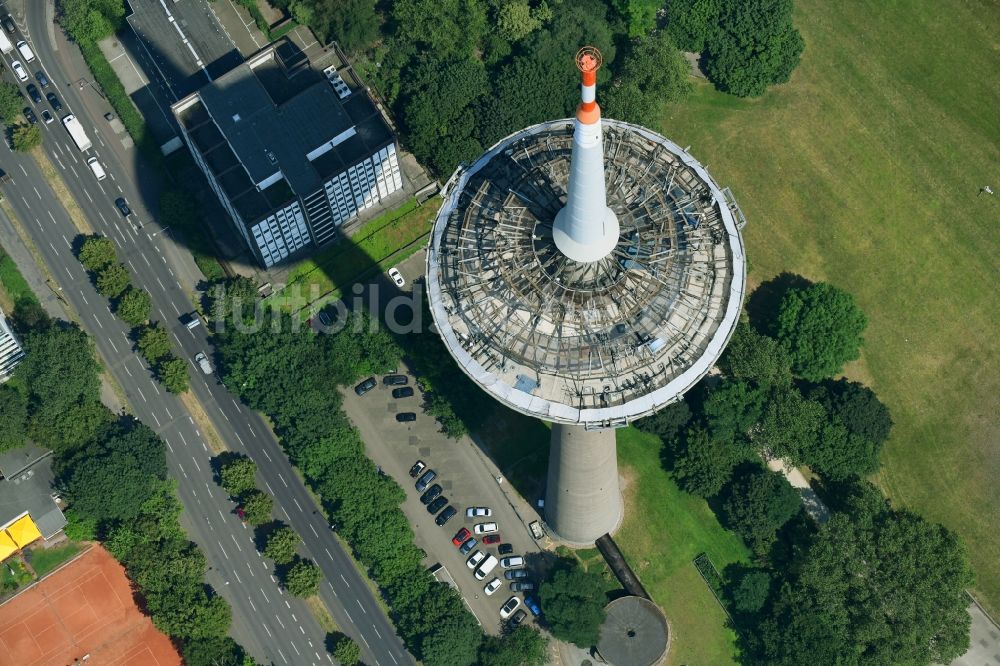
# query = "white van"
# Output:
<box><xmin>86</xmin><ymin>157</ymin><xmax>107</xmax><ymax>181</ymax></box>
<box><xmin>16</xmin><ymin>40</ymin><xmax>34</xmax><ymax>62</ymax></box>
<box><xmin>0</xmin><ymin>31</ymin><xmax>13</xmax><ymax>54</ymax></box>
<box><xmin>474</xmin><ymin>555</ymin><xmax>498</xmax><ymax>581</ymax></box>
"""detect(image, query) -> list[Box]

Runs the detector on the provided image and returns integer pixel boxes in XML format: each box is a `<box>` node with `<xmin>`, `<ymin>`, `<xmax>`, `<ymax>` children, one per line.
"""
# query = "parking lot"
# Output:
<box><xmin>341</xmin><ymin>370</ymin><xmax>548</xmax><ymax>634</ymax></box>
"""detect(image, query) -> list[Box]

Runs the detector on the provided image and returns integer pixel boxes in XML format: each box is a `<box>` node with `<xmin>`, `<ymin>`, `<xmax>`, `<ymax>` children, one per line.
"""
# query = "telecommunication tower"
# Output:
<box><xmin>426</xmin><ymin>48</ymin><xmax>747</xmax><ymax>544</ymax></box>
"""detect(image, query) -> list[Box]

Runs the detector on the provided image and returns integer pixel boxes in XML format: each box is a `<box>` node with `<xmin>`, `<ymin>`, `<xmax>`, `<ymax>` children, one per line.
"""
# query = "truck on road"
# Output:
<box><xmin>62</xmin><ymin>114</ymin><xmax>92</xmax><ymax>152</ymax></box>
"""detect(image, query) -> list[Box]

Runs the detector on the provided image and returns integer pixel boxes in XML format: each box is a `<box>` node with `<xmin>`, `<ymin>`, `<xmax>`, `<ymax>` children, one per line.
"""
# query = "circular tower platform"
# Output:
<box><xmin>427</xmin><ymin>119</ymin><xmax>746</xmax><ymax>428</ymax></box>
<box><xmin>597</xmin><ymin>596</ymin><xmax>670</xmax><ymax>666</ymax></box>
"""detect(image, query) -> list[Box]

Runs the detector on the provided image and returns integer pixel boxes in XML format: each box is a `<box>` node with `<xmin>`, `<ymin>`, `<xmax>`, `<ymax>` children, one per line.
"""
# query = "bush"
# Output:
<box><xmin>282</xmin><ymin>557</ymin><xmax>322</xmax><ymax>597</ymax></box>
<box><xmin>115</xmin><ymin>287</ymin><xmax>153</xmax><ymax>326</ymax></box>
<box><xmin>12</xmin><ymin>123</ymin><xmax>42</xmax><ymax>151</ymax></box>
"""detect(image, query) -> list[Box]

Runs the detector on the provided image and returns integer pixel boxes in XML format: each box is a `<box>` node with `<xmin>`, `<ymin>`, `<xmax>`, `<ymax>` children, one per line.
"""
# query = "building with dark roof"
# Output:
<box><xmin>172</xmin><ymin>40</ymin><xmax>403</xmax><ymax>267</ymax></box>
<box><xmin>596</xmin><ymin>596</ymin><xmax>669</xmax><ymax>666</ymax></box>
<box><xmin>0</xmin><ymin>445</ymin><xmax>66</xmax><ymax>542</ymax></box>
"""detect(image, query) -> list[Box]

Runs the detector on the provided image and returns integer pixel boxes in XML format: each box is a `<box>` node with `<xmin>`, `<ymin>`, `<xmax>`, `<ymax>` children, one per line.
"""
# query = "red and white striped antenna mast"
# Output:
<box><xmin>551</xmin><ymin>46</ymin><xmax>620</xmax><ymax>263</ymax></box>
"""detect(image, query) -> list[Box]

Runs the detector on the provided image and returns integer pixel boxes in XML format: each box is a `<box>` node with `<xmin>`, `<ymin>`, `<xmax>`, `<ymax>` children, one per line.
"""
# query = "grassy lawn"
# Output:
<box><xmin>29</xmin><ymin>543</ymin><xmax>83</xmax><ymax>578</ymax></box>
<box><xmin>659</xmin><ymin>0</ymin><xmax>1000</xmax><ymax>613</ymax></box>
<box><xmin>272</xmin><ymin>197</ymin><xmax>439</xmax><ymax>311</ymax></box>
<box><xmin>0</xmin><ymin>247</ymin><xmax>38</xmax><ymax>311</ymax></box>
<box><xmin>616</xmin><ymin>428</ymin><xmax>748</xmax><ymax>665</ymax></box>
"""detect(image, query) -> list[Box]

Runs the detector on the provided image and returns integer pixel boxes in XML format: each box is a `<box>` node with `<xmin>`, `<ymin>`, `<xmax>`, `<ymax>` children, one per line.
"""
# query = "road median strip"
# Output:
<box><xmin>29</xmin><ymin>147</ymin><xmax>94</xmax><ymax>235</ymax></box>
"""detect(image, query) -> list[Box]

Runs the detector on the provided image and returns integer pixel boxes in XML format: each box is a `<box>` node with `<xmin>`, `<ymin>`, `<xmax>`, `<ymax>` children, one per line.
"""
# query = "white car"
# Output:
<box><xmin>194</xmin><ymin>352</ymin><xmax>213</xmax><ymax>375</ymax></box>
<box><xmin>483</xmin><ymin>578</ymin><xmax>502</xmax><ymax>596</ymax></box>
<box><xmin>388</xmin><ymin>267</ymin><xmax>405</xmax><ymax>287</ymax></box>
<box><xmin>499</xmin><ymin>596</ymin><xmax>521</xmax><ymax>620</ymax></box>
<box><xmin>474</xmin><ymin>522</ymin><xmax>498</xmax><ymax>535</ymax></box>
<box><xmin>466</xmin><ymin>551</ymin><xmax>486</xmax><ymax>570</ymax></box>
<box><xmin>474</xmin><ymin>555</ymin><xmax>498</xmax><ymax>580</ymax></box>
<box><xmin>466</xmin><ymin>507</ymin><xmax>492</xmax><ymax>518</ymax></box>
<box><xmin>11</xmin><ymin>60</ymin><xmax>27</xmax><ymax>82</ymax></box>
<box><xmin>500</xmin><ymin>556</ymin><xmax>524</xmax><ymax>569</ymax></box>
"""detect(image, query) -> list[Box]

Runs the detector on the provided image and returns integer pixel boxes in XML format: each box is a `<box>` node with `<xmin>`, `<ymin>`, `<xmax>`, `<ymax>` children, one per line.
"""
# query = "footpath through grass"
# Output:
<box><xmin>659</xmin><ymin>0</ymin><xmax>1000</xmax><ymax>613</ymax></box>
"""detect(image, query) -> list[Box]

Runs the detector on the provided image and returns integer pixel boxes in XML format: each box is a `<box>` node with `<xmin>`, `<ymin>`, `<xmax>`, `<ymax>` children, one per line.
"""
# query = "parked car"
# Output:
<box><xmin>452</xmin><ymin>527</ymin><xmax>471</xmax><ymax>547</ymax></box>
<box><xmin>474</xmin><ymin>554</ymin><xmax>498</xmax><ymax>580</ymax></box>
<box><xmin>22</xmin><ymin>107</ymin><xmax>36</xmax><ymax>124</ymax></box>
<box><xmin>466</xmin><ymin>551</ymin><xmax>486</xmax><ymax>570</ymax></box>
<box><xmin>459</xmin><ymin>538</ymin><xmax>477</xmax><ymax>555</ymax></box>
<box><xmin>115</xmin><ymin>197</ymin><xmax>132</xmax><ymax>217</ymax></box>
<box><xmin>34</xmin><ymin>71</ymin><xmax>49</xmax><ymax>88</ymax></box>
<box><xmin>391</xmin><ymin>386</ymin><xmax>414</xmax><ymax>399</ymax></box>
<box><xmin>500</xmin><ymin>556</ymin><xmax>524</xmax><ymax>569</ymax></box>
<box><xmin>504</xmin><ymin>568</ymin><xmax>528</xmax><ymax>580</ymax></box>
<box><xmin>354</xmin><ymin>377</ymin><xmax>377</xmax><ymax>396</ymax></box>
<box><xmin>498</xmin><ymin>543</ymin><xmax>514</xmax><ymax>555</ymax></box>
<box><xmin>396</xmin><ymin>412</ymin><xmax>417</xmax><ymax>423</ymax></box>
<box><xmin>426</xmin><ymin>496</ymin><xmax>449</xmax><ymax>514</ymax></box>
<box><xmin>500</xmin><ymin>596</ymin><xmax>521</xmax><ymax>620</ymax></box>
<box><xmin>2</xmin><ymin>15</ymin><xmax>16</xmax><ymax>33</ymax></box>
<box><xmin>10</xmin><ymin>60</ymin><xmax>27</xmax><ymax>82</ymax></box>
<box><xmin>435</xmin><ymin>506</ymin><xmax>457</xmax><ymax>526</ymax></box>
<box><xmin>25</xmin><ymin>83</ymin><xmax>41</xmax><ymax>103</ymax></box>
<box><xmin>466</xmin><ymin>507</ymin><xmax>492</xmax><ymax>518</ymax></box>
<box><xmin>524</xmin><ymin>596</ymin><xmax>542</xmax><ymax>616</ymax></box>
<box><xmin>484</xmin><ymin>578</ymin><xmax>502</xmax><ymax>596</ymax></box>
<box><xmin>409</xmin><ymin>460</ymin><xmax>427</xmax><ymax>478</ymax></box>
<box><xmin>482</xmin><ymin>534</ymin><xmax>501</xmax><ymax>545</ymax></box>
<box><xmin>40</xmin><ymin>109</ymin><xmax>53</xmax><ymax>124</ymax></box>
<box><xmin>509</xmin><ymin>609</ymin><xmax>527</xmax><ymax>626</ymax></box>
<box><xmin>383</xmin><ymin>374</ymin><xmax>408</xmax><ymax>386</ymax></box>
<box><xmin>388</xmin><ymin>267</ymin><xmax>405</xmax><ymax>287</ymax></box>
<box><xmin>46</xmin><ymin>92</ymin><xmax>61</xmax><ymax>111</ymax></box>
<box><xmin>510</xmin><ymin>581</ymin><xmax>535</xmax><ymax>592</ymax></box>
<box><xmin>415</xmin><ymin>469</ymin><xmax>437</xmax><ymax>492</ymax></box>
<box><xmin>419</xmin><ymin>484</ymin><xmax>442</xmax><ymax>505</ymax></box>
<box><xmin>474</xmin><ymin>522</ymin><xmax>498</xmax><ymax>535</ymax></box>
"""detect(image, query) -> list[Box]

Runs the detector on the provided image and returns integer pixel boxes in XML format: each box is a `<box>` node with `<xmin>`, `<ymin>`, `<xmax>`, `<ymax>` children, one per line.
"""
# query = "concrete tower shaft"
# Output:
<box><xmin>552</xmin><ymin>47</ymin><xmax>621</xmax><ymax>263</ymax></box>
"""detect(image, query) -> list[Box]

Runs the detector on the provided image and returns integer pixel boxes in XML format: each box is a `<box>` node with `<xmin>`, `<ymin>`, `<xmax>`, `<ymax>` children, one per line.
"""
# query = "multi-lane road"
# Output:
<box><xmin>2</xmin><ymin>7</ymin><xmax>412</xmax><ymax>666</ymax></box>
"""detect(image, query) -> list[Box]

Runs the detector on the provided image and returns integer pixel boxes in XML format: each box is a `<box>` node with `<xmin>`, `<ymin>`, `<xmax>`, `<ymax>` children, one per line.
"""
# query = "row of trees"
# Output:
<box><xmin>209</xmin><ymin>278</ymin><xmax>547</xmax><ymax>665</ymax></box>
<box><xmin>77</xmin><ymin>235</ymin><xmax>190</xmax><ymax>393</ymax></box>
<box><xmin>216</xmin><ymin>453</ymin><xmax>323</xmax><ymax>597</ymax></box>
<box><xmin>636</xmin><ymin>275</ymin><xmax>974</xmax><ymax>664</ymax></box>
<box><xmin>4</xmin><ymin>305</ymin><xmax>253</xmax><ymax>665</ymax></box>
<box><xmin>0</xmin><ymin>80</ymin><xmax>42</xmax><ymax>151</ymax></box>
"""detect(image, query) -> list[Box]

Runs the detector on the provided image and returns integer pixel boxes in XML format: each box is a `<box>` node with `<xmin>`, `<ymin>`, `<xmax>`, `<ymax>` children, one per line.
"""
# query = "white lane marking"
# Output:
<box><xmin>152</xmin><ymin>412</ymin><xmax>160</xmax><ymax>427</ymax></box>
<box><xmin>265</xmin><ymin>482</ymin><xmax>275</xmax><ymax>495</ymax></box>
<box><xmin>325</xmin><ymin>548</ymin><xmax>333</xmax><ymax>560</ymax></box>
<box><xmin>248</xmin><ymin>425</ymin><xmax>256</xmax><ymax>437</ymax></box>
<box><xmin>234</xmin><ymin>570</ymin><xmax>242</xmax><ymax>584</ymax></box>
<box><xmin>231</xmin><ymin>398</ymin><xmax>241</xmax><ymax>411</ymax></box>
<box><xmin>340</xmin><ymin>574</ymin><xmax>350</xmax><ymax>588</ymax></box>
<box><xmin>292</xmin><ymin>498</ymin><xmax>303</xmax><ymax>513</ymax></box>
<box><xmin>372</xmin><ymin>625</ymin><xmax>382</xmax><ymax>639</ymax></box>
<box><xmin>219</xmin><ymin>543</ymin><xmax>229</xmax><ymax>560</ymax></box>
<box><xmin>171</xmin><ymin>300</ymin><xmax>180</xmax><ymax>315</ymax></box>
<box><xmin>113</xmin><ymin>235</ymin><xmax>122</xmax><ymax>249</ymax></box>
<box><xmin>56</xmin><ymin>157</ymin><xmax>65</xmax><ymax>170</ymax></box>
<box><xmin>165</xmin><ymin>406</ymin><xmax>172</xmax><ymax>419</ymax></box>
<box><xmin>345</xmin><ymin>608</ymin><xmax>353</xmax><ymax>624</ymax></box>
<box><xmin>64</xmin><ymin>266</ymin><xmax>72</xmax><ymax>280</ymax></box>
<box><xmin>117</xmin><ymin>184</ymin><xmax>123</xmax><ymax>193</ymax></box>
<box><xmin>263</xmin><ymin>623</ymin><xmax>273</xmax><ymax>638</ymax></box>
<box><xmin>220</xmin><ymin>409</ymin><xmax>230</xmax><ymax>422</ymax></box>
<box><xmin>358</xmin><ymin>632</ymin><xmax>369</xmax><ymax>648</ymax></box>
<box><xmin>277</xmin><ymin>648</ymin><xmax>287</xmax><ymax>664</ymax></box>
<box><xmin>356</xmin><ymin>599</ymin><xmax>366</xmax><ymax>614</ymax></box>
<box><xmin>122</xmin><ymin>359</ymin><xmax>133</xmax><ymax>377</ymax></box>
<box><xmin>290</xmin><ymin>642</ymin><xmax>300</xmax><ymax>656</ymax></box>
<box><xmin>165</xmin><ymin>439</ymin><xmax>174</xmax><ymax>453</ymax></box>
<box><xmin>47</xmin><ymin>210</ymin><xmax>57</xmax><ymax>224</ymax></box>
<box><xmin>389</xmin><ymin>650</ymin><xmax>399</xmax><ymax>664</ymax></box>
<box><xmin>262</xmin><ymin>448</ymin><xmax>272</xmax><ymax>462</ymax></box>
<box><xmin>260</xmin><ymin>588</ymin><xmax>269</xmax><ymax>603</ymax></box>
<box><xmin>298</xmin><ymin>626</ymin><xmax>304</xmax><ymax>635</ymax></box>
<box><xmin>33</xmin><ymin>186</ymin><xmax>41</xmax><ymax>200</ymax></box>
<box><xmin>178</xmin><ymin>463</ymin><xmax>187</xmax><ymax>479</ymax></box>
<box><xmin>309</xmin><ymin>523</ymin><xmax>318</xmax><ymax>537</ymax></box>
<box><xmin>275</xmin><ymin>615</ymin><xmax>285</xmax><ymax>629</ymax></box>
<box><xmin>108</xmin><ymin>337</ymin><xmax>117</xmax><ymax>352</ymax></box>
<box><xmin>69</xmin><ymin>164</ymin><xmax>79</xmax><ymax>179</ymax></box>
<box><xmin>84</xmin><ymin>188</ymin><xmax>93</xmax><ymax>203</ymax></box>
<box><xmin>79</xmin><ymin>290</ymin><xmax>88</xmax><ymax>304</ymax></box>
<box><xmin>48</xmin><ymin>241</ymin><xmax>58</xmax><ymax>256</ymax></box>
<box><xmin>142</xmin><ymin>253</ymin><xmax>151</xmax><ymax>267</ymax></box>
<box><xmin>247</xmin><ymin>597</ymin><xmax>256</xmax><ymax>612</ymax></box>
<box><xmin>278</xmin><ymin>473</ymin><xmax>288</xmax><ymax>488</ymax></box>
<box><xmin>230</xmin><ymin>533</ymin><xmax>242</xmax><ymax>552</ymax></box>
<box><xmin>136</xmin><ymin>386</ymin><xmax>147</xmax><ymax>402</ymax></box>
<box><xmin>61</xmin><ymin>234</ymin><xmax>71</xmax><ymax>248</ymax></box>
<box><xmin>18</xmin><ymin>164</ymin><xmax>26</xmax><ymax>176</ymax></box>
<box><xmin>192</xmin><ymin>457</ymin><xmax>201</xmax><ymax>472</ymax></box>
<box><xmin>246</xmin><ymin>561</ymin><xmax>254</xmax><ymax>577</ymax></box>
<box><xmin>178</xmin><ymin>431</ymin><xmax>187</xmax><ymax>446</ymax></box>
<box><xmin>91</xmin><ymin>313</ymin><xmax>103</xmax><ymax>329</ymax></box>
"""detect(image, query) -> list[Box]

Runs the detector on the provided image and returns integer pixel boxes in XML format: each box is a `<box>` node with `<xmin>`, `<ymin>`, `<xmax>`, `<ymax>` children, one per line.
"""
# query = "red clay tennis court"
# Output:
<box><xmin>0</xmin><ymin>545</ymin><xmax>181</xmax><ymax>666</ymax></box>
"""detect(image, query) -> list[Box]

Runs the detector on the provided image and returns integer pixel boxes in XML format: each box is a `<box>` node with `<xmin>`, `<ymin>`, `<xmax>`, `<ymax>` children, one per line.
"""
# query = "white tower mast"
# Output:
<box><xmin>552</xmin><ymin>47</ymin><xmax>620</xmax><ymax>263</ymax></box>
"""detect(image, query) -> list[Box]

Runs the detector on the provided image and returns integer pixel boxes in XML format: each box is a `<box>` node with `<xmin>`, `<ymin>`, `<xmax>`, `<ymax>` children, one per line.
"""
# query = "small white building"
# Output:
<box><xmin>0</xmin><ymin>306</ymin><xmax>24</xmax><ymax>382</ymax></box>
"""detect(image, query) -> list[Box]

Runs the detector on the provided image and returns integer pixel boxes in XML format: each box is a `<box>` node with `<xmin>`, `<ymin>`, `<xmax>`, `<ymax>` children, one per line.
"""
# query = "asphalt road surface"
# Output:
<box><xmin>2</xmin><ymin>7</ymin><xmax>413</xmax><ymax>665</ymax></box>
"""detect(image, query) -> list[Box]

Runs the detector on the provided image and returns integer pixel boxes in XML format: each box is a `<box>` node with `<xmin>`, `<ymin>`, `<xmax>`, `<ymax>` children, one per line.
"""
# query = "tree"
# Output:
<box><xmin>0</xmin><ymin>82</ymin><xmax>23</xmax><ymax>124</ymax></box>
<box><xmin>62</xmin><ymin>507</ymin><xmax>97</xmax><ymax>541</ymax></box>
<box><xmin>283</xmin><ymin>557</ymin><xmax>322</xmax><ymax>597</ymax></box>
<box><xmin>755</xmin><ymin>498</ymin><xmax>974</xmax><ymax>665</ymax></box>
<box><xmin>263</xmin><ymin>524</ymin><xmax>300</xmax><ymax>564</ymax></box>
<box><xmin>59</xmin><ymin>0</ymin><xmax>125</xmax><ymax>42</ymax></box>
<box><xmin>721</xmin><ymin>468</ymin><xmax>801</xmax><ymax>555</ymax></box>
<box><xmin>327</xmin><ymin>632</ymin><xmax>361</xmax><ymax>666</ymax></box>
<box><xmin>137</xmin><ymin>323</ymin><xmax>171</xmax><ymax>362</ymax></box>
<box><xmin>538</xmin><ymin>560</ymin><xmax>607</xmax><ymax>647</ymax></box>
<box><xmin>478</xmin><ymin>625</ymin><xmax>549</xmax><ymax>666</ymax></box>
<box><xmin>58</xmin><ymin>420</ymin><xmax>168</xmax><ymax>525</ymax></box>
<box><xmin>12</xmin><ymin>123</ymin><xmax>42</xmax><ymax>151</ymax></box>
<box><xmin>240</xmin><ymin>489</ymin><xmax>272</xmax><ymax>525</ymax></box>
<box><xmin>672</xmin><ymin>426</ymin><xmax>741</xmax><ymax>497</ymax></box>
<box><xmin>0</xmin><ymin>383</ymin><xmax>28</xmax><ymax>453</ymax></box>
<box><xmin>496</xmin><ymin>1</ymin><xmax>551</xmax><ymax>42</ymax></box>
<box><xmin>731</xmin><ymin>569</ymin><xmax>771</xmax><ymax>613</ymax></box>
<box><xmin>663</xmin><ymin>0</ymin><xmax>722</xmax><ymax>52</ymax></box>
<box><xmin>182</xmin><ymin>636</ymin><xmax>249</xmax><ymax>666</ymax></box>
<box><xmin>702</xmin><ymin>0</ymin><xmax>804</xmax><ymax>97</ymax></box>
<box><xmin>755</xmin><ymin>385</ymin><xmax>826</xmax><ymax>462</ymax></box>
<box><xmin>776</xmin><ymin>282</ymin><xmax>867</xmax><ymax>380</ymax></box>
<box><xmin>420</xmin><ymin>613</ymin><xmax>482</xmax><ymax>666</ymax></box>
<box><xmin>703</xmin><ymin>379</ymin><xmax>765</xmax><ymax>443</ymax></box>
<box><xmin>158</xmin><ymin>355</ymin><xmax>190</xmax><ymax>394</ymax></box>
<box><xmin>77</xmin><ymin>235</ymin><xmax>117</xmax><ymax>271</ymax></box>
<box><xmin>95</xmin><ymin>263</ymin><xmax>131</xmax><ymax>298</ymax></box>
<box><xmin>720</xmin><ymin>324</ymin><xmax>792</xmax><ymax>386</ymax></box>
<box><xmin>291</xmin><ymin>0</ymin><xmax>380</xmax><ymax>52</ymax></box>
<box><xmin>811</xmin><ymin>379</ymin><xmax>893</xmax><ymax>447</ymax></box>
<box><xmin>391</xmin><ymin>0</ymin><xmax>489</xmax><ymax>63</ymax></box>
<box><xmin>115</xmin><ymin>287</ymin><xmax>152</xmax><ymax>326</ymax></box>
<box><xmin>612</xmin><ymin>0</ymin><xmax>663</xmax><ymax>38</ymax></box>
<box><xmin>603</xmin><ymin>30</ymin><xmax>692</xmax><ymax>127</ymax></box>
<box><xmin>209</xmin><ymin>276</ymin><xmax>258</xmax><ymax>324</ymax></box>
<box><xmin>635</xmin><ymin>399</ymin><xmax>691</xmax><ymax>442</ymax></box>
<box><xmin>218</xmin><ymin>454</ymin><xmax>257</xmax><ymax>496</ymax></box>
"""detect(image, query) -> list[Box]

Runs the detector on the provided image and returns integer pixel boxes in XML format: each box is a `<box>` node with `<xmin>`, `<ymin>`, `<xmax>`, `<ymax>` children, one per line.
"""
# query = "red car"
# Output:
<box><xmin>452</xmin><ymin>528</ymin><xmax>471</xmax><ymax>547</ymax></box>
<box><xmin>482</xmin><ymin>534</ymin><xmax>501</xmax><ymax>545</ymax></box>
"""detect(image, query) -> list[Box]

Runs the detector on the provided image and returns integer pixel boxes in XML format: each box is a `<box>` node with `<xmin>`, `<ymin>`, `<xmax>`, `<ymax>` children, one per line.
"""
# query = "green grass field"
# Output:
<box><xmin>615</xmin><ymin>428</ymin><xmax>748</xmax><ymax>665</ymax></box>
<box><xmin>29</xmin><ymin>543</ymin><xmax>82</xmax><ymax>578</ymax></box>
<box><xmin>0</xmin><ymin>248</ymin><xmax>38</xmax><ymax>312</ymax></box>
<box><xmin>659</xmin><ymin>0</ymin><xmax>1000</xmax><ymax>615</ymax></box>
